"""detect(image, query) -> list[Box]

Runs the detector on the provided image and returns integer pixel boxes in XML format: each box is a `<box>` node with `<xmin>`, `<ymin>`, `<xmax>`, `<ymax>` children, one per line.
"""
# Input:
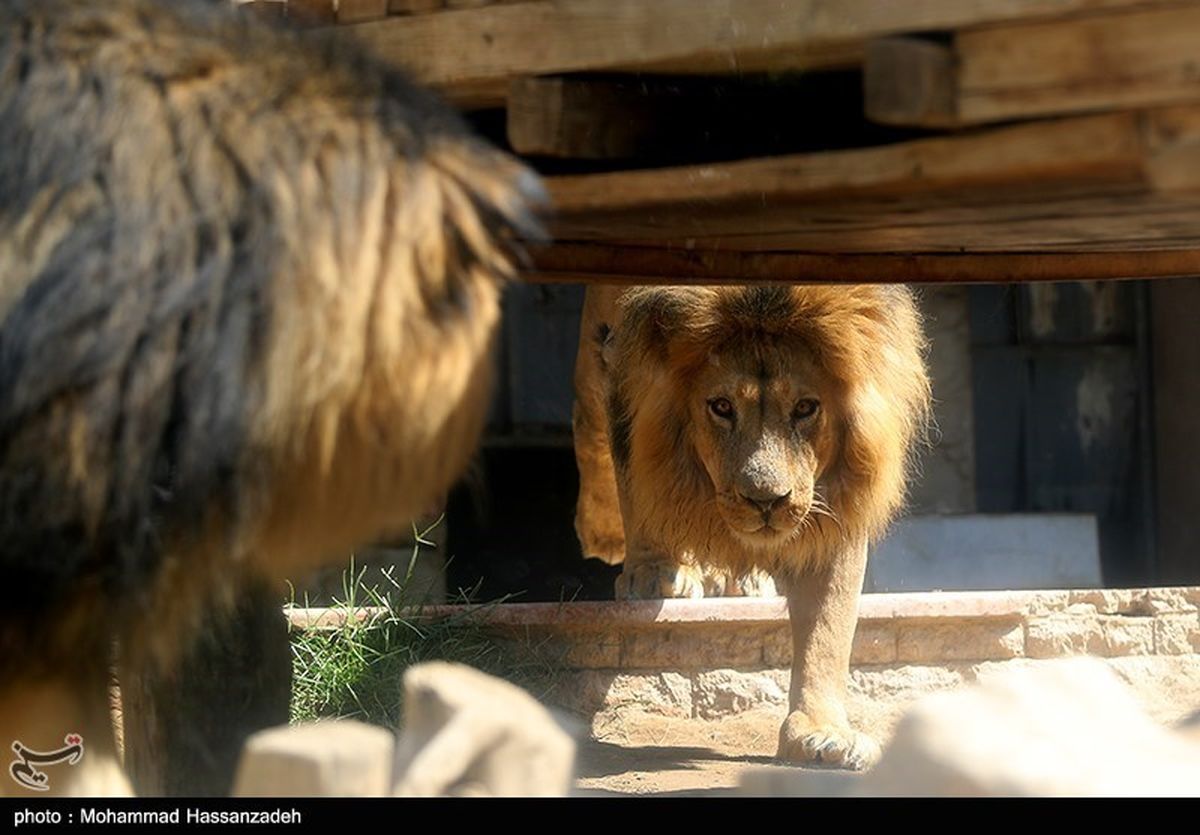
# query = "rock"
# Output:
<box><xmin>393</xmin><ymin>662</ymin><xmax>577</xmax><ymax>797</ymax></box>
<box><xmin>896</xmin><ymin>621</ymin><xmax>1024</xmax><ymax>662</ymax></box>
<box><xmin>1179</xmin><ymin>709</ymin><xmax>1200</xmax><ymax>745</ymax></box>
<box><xmin>743</xmin><ymin>657</ymin><xmax>1200</xmax><ymax>796</ymax></box>
<box><xmin>693</xmin><ymin>670</ymin><xmax>786</xmax><ymax>719</ymax></box>
<box><xmin>233</xmin><ymin>721</ymin><xmax>395</xmax><ymax>797</ymax></box>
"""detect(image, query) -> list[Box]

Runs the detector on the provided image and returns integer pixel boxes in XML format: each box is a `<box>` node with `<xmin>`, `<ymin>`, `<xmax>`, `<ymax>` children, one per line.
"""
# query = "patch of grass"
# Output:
<box><xmin>288</xmin><ymin>519</ymin><xmax>559</xmax><ymax>728</ymax></box>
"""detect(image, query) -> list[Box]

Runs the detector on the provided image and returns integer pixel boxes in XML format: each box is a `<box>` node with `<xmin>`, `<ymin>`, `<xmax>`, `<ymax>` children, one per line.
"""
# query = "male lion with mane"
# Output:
<box><xmin>0</xmin><ymin>0</ymin><xmax>541</xmax><ymax>795</ymax></box>
<box><xmin>574</xmin><ymin>284</ymin><xmax>931</xmax><ymax>769</ymax></box>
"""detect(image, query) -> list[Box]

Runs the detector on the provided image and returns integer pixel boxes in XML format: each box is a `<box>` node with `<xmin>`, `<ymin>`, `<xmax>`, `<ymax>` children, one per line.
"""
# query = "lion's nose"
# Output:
<box><xmin>739</xmin><ymin>488</ymin><xmax>791</xmax><ymax>515</ymax></box>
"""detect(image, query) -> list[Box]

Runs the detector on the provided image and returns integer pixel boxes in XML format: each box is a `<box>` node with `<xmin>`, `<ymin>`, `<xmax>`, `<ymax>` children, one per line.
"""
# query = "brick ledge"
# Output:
<box><xmin>285</xmin><ymin>586</ymin><xmax>1200</xmax><ymax>631</ymax></box>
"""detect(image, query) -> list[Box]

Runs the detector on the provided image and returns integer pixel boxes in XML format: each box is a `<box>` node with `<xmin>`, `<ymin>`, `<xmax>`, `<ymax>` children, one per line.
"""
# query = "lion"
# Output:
<box><xmin>0</xmin><ymin>0</ymin><xmax>542</xmax><ymax>795</ymax></box>
<box><xmin>574</xmin><ymin>283</ymin><xmax>931</xmax><ymax>769</ymax></box>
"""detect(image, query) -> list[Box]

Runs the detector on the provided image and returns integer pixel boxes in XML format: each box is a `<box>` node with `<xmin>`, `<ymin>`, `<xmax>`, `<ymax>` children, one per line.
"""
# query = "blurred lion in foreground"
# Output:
<box><xmin>574</xmin><ymin>284</ymin><xmax>930</xmax><ymax>769</ymax></box>
<box><xmin>0</xmin><ymin>0</ymin><xmax>541</xmax><ymax>795</ymax></box>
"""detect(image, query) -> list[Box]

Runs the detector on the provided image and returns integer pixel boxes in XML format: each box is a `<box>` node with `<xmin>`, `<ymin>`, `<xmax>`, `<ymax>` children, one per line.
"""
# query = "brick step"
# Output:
<box><xmin>286</xmin><ymin>588</ymin><xmax>1200</xmax><ymax>741</ymax></box>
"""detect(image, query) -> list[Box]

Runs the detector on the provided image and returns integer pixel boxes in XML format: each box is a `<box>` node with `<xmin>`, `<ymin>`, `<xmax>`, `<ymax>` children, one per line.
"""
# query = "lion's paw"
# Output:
<box><xmin>695</xmin><ymin>566</ymin><xmax>778</xmax><ymax>597</ymax></box>
<box><xmin>616</xmin><ymin>560</ymin><xmax>705</xmax><ymax>599</ymax></box>
<box><xmin>728</xmin><ymin>568</ymin><xmax>778</xmax><ymax>597</ymax></box>
<box><xmin>777</xmin><ymin>712</ymin><xmax>880</xmax><ymax>771</ymax></box>
<box><xmin>579</xmin><ymin>533</ymin><xmax>626</xmax><ymax>566</ymax></box>
<box><xmin>575</xmin><ymin>507</ymin><xmax>626</xmax><ymax>566</ymax></box>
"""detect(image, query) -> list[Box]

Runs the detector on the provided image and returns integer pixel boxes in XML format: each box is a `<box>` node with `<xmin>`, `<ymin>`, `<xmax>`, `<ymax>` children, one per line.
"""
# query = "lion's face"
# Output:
<box><xmin>605</xmin><ymin>284</ymin><xmax>930</xmax><ymax>571</ymax></box>
<box><xmin>685</xmin><ymin>340</ymin><xmax>838</xmax><ymax>549</ymax></box>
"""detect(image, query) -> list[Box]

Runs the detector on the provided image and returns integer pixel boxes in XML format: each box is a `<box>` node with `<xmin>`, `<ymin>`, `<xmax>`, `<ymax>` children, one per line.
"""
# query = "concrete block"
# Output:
<box><xmin>867</xmin><ymin>514</ymin><xmax>1101</xmax><ymax>593</ymax></box>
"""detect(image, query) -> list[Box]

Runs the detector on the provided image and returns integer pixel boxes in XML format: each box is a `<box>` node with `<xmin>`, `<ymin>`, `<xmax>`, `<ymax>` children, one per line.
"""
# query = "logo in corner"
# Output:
<box><xmin>9</xmin><ymin>734</ymin><xmax>84</xmax><ymax>792</ymax></box>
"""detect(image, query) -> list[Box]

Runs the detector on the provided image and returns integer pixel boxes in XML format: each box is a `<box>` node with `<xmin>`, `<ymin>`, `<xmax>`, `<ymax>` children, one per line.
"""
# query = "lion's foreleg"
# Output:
<box><xmin>120</xmin><ymin>581</ymin><xmax>291</xmax><ymax>797</ymax></box>
<box><xmin>0</xmin><ymin>674</ymin><xmax>131</xmax><ymax>796</ymax></box>
<box><xmin>610</xmin><ymin>478</ymin><xmax>705</xmax><ymax>599</ymax></box>
<box><xmin>573</xmin><ymin>288</ymin><xmax>626</xmax><ymax>565</ymax></box>
<box><xmin>776</xmin><ymin>538</ymin><xmax>880</xmax><ymax>770</ymax></box>
<box><xmin>610</xmin><ymin>460</ymin><xmax>706</xmax><ymax>598</ymax></box>
<box><xmin>614</xmin><ymin>542</ymin><xmax>707</xmax><ymax>600</ymax></box>
<box><xmin>572</xmin><ymin>399</ymin><xmax>625</xmax><ymax>565</ymax></box>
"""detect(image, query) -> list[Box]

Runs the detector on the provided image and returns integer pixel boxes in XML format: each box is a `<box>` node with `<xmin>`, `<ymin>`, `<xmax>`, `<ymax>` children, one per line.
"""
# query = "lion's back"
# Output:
<box><xmin>0</xmin><ymin>0</ymin><xmax>542</xmax><ymax>672</ymax></box>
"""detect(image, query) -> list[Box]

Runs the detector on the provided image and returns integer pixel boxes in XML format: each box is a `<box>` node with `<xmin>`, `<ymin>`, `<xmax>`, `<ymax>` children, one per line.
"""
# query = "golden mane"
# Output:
<box><xmin>606</xmin><ymin>284</ymin><xmax>932</xmax><ymax>575</ymax></box>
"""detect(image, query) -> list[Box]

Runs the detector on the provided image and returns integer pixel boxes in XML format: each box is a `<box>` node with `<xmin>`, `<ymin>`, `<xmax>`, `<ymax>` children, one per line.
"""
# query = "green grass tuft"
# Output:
<box><xmin>288</xmin><ymin>519</ymin><xmax>559</xmax><ymax>728</ymax></box>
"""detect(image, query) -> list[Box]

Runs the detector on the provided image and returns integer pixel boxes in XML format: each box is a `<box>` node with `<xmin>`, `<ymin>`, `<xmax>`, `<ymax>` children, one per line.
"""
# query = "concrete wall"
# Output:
<box><xmin>1152</xmin><ymin>279</ymin><xmax>1200</xmax><ymax>585</ymax></box>
<box><xmin>909</xmin><ymin>286</ymin><xmax>977</xmax><ymax>514</ymax></box>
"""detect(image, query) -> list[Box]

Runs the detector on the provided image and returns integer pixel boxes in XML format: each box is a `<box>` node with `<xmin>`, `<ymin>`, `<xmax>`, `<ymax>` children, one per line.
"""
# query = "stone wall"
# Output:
<box><xmin>404</xmin><ymin>588</ymin><xmax>1200</xmax><ymax>742</ymax></box>
<box><xmin>287</xmin><ymin>588</ymin><xmax>1200</xmax><ymax>742</ymax></box>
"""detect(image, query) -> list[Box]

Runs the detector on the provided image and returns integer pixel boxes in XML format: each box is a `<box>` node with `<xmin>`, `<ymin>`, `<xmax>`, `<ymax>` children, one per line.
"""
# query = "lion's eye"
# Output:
<box><xmin>793</xmin><ymin>399</ymin><xmax>820</xmax><ymax>421</ymax></box>
<box><xmin>708</xmin><ymin>398</ymin><xmax>735</xmax><ymax>420</ymax></box>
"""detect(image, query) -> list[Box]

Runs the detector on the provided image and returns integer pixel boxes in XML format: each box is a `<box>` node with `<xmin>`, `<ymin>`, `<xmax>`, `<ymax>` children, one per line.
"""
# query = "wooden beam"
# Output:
<box><xmin>547</xmin><ymin>111</ymin><xmax>1153</xmax><ymax>214</ymax></box>
<box><xmin>288</xmin><ymin>0</ymin><xmax>336</xmax><ymax>25</ymax></box>
<box><xmin>507</xmin><ymin>72</ymin><xmax>889</xmax><ymax>161</ymax></box>
<box><xmin>532</xmin><ymin>105</ymin><xmax>1200</xmax><ymax>283</ymax></box>
<box><xmin>866</xmin><ymin>6</ymin><xmax>1200</xmax><ymax>128</ymax></box>
<box><xmin>548</xmin><ymin>106</ymin><xmax>1200</xmax><ymax>218</ymax></box>
<box><xmin>507</xmin><ymin>76</ymin><xmax>655</xmax><ymax>159</ymax></box>
<box><xmin>528</xmin><ymin>245</ymin><xmax>1200</xmax><ymax>285</ymax></box>
<box><xmin>237</xmin><ymin>1</ymin><xmax>288</xmax><ymax>20</ymax></box>
<box><xmin>337</xmin><ymin>0</ymin><xmax>389</xmax><ymax>24</ymax></box>
<box><xmin>388</xmin><ymin>0</ymin><xmax>444</xmax><ymax>13</ymax></box>
<box><xmin>864</xmin><ymin>37</ymin><xmax>960</xmax><ymax>128</ymax></box>
<box><xmin>340</xmin><ymin>0</ymin><xmax>1170</xmax><ymax>108</ymax></box>
<box><xmin>551</xmin><ymin>195</ymin><xmax>1200</xmax><ymax>254</ymax></box>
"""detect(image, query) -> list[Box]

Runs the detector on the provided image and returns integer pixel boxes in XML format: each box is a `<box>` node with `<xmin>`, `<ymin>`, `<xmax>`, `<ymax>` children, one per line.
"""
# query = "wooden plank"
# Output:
<box><xmin>547</xmin><ymin>105</ymin><xmax>1200</xmax><ymax>220</ymax></box>
<box><xmin>527</xmin><ymin>245</ymin><xmax>1200</xmax><ymax>285</ymax></box>
<box><xmin>388</xmin><ymin>0</ymin><xmax>443</xmax><ymax>12</ymax></box>
<box><xmin>551</xmin><ymin>195</ymin><xmax>1200</xmax><ymax>254</ymax></box>
<box><xmin>337</xmin><ymin>0</ymin><xmax>389</xmax><ymax>23</ymax></box>
<box><xmin>866</xmin><ymin>6</ymin><xmax>1200</xmax><ymax>127</ymax></box>
<box><xmin>507</xmin><ymin>73</ymin><xmax>889</xmax><ymax>160</ymax></box>
<box><xmin>864</xmin><ymin>37</ymin><xmax>960</xmax><ymax>128</ymax></box>
<box><xmin>288</xmin><ymin>0</ymin><xmax>336</xmax><ymax>25</ymax></box>
<box><xmin>532</xmin><ymin>105</ymin><xmax>1200</xmax><ymax>283</ymax></box>
<box><xmin>506</xmin><ymin>71</ymin><xmax>907</xmax><ymax>161</ymax></box>
<box><xmin>1141</xmin><ymin>104</ymin><xmax>1200</xmax><ymax>191</ymax></box>
<box><xmin>548</xmin><ymin>111</ymin><xmax>1152</xmax><ymax>213</ymax></box>
<box><xmin>551</xmin><ymin>188</ymin><xmax>1148</xmax><ymax>240</ymax></box>
<box><xmin>507</xmin><ymin>76</ymin><xmax>650</xmax><ymax>158</ymax></box>
<box><xmin>341</xmin><ymin>0</ymin><xmax>1171</xmax><ymax>108</ymax></box>
<box><xmin>237</xmin><ymin>1</ymin><xmax>288</xmax><ymax>20</ymax></box>
<box><xmin>506</xmin><ymin>74</ymin><xmax>649</xmax><ymax>160</ymax></box>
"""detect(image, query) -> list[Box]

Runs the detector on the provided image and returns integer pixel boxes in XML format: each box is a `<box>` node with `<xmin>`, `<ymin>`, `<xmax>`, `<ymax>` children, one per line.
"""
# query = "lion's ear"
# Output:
<box><xmin>595</xmin><ymin>323</ymin><xmax>615</xmax><ymax>372</ymax></box>
<box><xmin>614</xmin><ymin>287</ymin><xmax>707</xmax><ymax>366</ymax></box>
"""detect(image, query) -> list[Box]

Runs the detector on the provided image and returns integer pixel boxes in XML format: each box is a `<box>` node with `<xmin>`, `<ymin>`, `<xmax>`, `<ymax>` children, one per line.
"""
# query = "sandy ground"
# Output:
<box><xmin>571</xmin><ymin>708</ymin><xmax>828</xmax><ymax>796</ymax></box>
<box><xmin>568</xmin><ymin>682</ymin><xmax>1200</xmax><ymax>797</ymax></box>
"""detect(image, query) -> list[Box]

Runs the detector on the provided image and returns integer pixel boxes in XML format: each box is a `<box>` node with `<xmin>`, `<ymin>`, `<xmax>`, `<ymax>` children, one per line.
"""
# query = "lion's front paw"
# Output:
<box><xmin>727</xmin><ymin>568</ymin><xmax>778</xmax><ymax>597</ymax></box>
<box><xmin>579</xmin><ymin>532</ymin><xmax>626</xmax><ymax>566</ymax></box>
<box><xmin>615</xmin><ymin>560</ymin><xmax>705</xmax><ymax>599</ymax></box>
<box><xmin>777</xmin><ymin>711</ymin><xmax>880</xmax><ymax>771</ymax></box>
<box><xmin>575</xmin><ymin>506</ymin><xmax>626</xmax><ymax>566</ymax></box>
<box><xmin>694</xmin><ymin>566</ymin><xmax>778</xmax><ymax>597</ymax></box>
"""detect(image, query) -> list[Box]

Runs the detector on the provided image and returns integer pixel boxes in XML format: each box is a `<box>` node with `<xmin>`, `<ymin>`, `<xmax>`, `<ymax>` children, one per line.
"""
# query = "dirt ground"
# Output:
<box><xmin>569</xmin><ymin>679</ymin><xmax>1200</xmax><ymax>797</ymax></box>
<box><xmin>571</xmin><ymin>708</ymin><xmax>830</xmax><ymax>796</ymax></box>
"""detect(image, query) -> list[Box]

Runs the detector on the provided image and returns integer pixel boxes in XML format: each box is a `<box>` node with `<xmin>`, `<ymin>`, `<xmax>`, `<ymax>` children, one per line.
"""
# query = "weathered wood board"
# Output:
<box><xmin>866</xmin><ymin>6</ymin><xmax>1200</xmax><ymax>128</ymax></box>
<box><xmin>530</xmin><ymin>105</ymin><xmax>1200</xmax><ymax>284</ymax></box>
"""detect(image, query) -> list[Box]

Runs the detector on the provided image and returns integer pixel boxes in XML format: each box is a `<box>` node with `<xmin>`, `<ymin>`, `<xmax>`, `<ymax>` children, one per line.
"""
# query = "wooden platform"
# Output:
<box><xmin>240</xmin><ymin>0</ymin><xmax>1200</xmax><ymax>284</ymax></box>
